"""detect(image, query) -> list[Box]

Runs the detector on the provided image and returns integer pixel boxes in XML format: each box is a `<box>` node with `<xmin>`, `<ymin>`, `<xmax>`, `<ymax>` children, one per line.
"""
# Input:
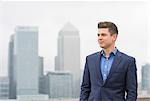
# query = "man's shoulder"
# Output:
<box><xmin>86</xmin><ymin>51</ymin><xmax>100</xmax><ymax>59</ymax></box>
<box><xmin>118</xmin><ymin>51</ymin><xmax>135</xmax><ymax>61</ymax></box>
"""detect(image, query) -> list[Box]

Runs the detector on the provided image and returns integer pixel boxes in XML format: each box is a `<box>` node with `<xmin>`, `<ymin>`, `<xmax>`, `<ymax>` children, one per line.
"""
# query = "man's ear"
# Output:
<box><xmin>112</xmin><ymin>34</ymin><xmax>117</xmax><ymax>41</ymax></box>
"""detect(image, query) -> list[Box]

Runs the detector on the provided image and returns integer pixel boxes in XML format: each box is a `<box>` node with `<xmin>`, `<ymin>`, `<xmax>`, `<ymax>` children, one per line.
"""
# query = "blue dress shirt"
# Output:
<box><xmin>100</xmin><ymin>48</ymin><xmax>117</xmax><ymax>81</ymax></box>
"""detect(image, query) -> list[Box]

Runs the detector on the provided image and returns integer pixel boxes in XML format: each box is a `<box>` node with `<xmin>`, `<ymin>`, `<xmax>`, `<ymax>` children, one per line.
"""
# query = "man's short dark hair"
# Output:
<box><xmin>98</xmin><ymin>21</ymin><xmax>118</xmax><ymax>35</ymax></box>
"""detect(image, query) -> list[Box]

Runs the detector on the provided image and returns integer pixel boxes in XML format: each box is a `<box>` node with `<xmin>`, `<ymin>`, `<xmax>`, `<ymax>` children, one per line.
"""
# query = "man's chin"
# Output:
<box><xmin>100</xmin><ymin>45</ymin><xmax>104</xmax><ymax>48</ymax></box>
<box><xmin>100</xmin><ymin>46</ymin><xmax>108</xmax><ymax>50</ymax></box>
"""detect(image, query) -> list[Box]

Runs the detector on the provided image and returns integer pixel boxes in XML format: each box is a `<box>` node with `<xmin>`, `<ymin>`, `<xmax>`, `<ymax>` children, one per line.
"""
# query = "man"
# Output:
<box><xmin>80</xmin><ymin>21</ymin><xmax>137</xmax><ymax>101</ymax></box>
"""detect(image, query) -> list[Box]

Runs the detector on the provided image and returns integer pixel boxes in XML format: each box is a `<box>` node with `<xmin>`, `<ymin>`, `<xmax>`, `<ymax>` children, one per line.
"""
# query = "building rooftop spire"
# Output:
<box><xmin>60</xmin><ymin>22</ymin><xmax>78</xmax><ymax>32</ymax></box>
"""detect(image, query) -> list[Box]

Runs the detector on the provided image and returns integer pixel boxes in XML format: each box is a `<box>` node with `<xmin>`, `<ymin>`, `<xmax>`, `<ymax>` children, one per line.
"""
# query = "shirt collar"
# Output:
<box><xmin>100</xmin><ymin>47</ymin><xmax>118</xmax><ymax>57</ymax></box>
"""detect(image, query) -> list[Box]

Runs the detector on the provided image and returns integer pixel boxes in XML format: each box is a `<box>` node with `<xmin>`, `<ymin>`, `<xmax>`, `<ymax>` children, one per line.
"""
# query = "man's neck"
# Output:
<box><xmin>103</xmin><ymin>46</ymin><xmax>116</xmax><ymax>58</ymax></box>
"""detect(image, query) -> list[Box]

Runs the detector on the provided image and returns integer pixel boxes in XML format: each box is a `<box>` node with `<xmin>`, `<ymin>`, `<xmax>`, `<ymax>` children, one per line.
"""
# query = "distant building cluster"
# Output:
<box><xmin>0</xmin><ymin>77</ymin><xmax>9</xmax><ymax>99</ymax></box>
<box><xmin>0</xmin><ymin>22</ymin><xmax>81</xmax><ymax>100</ymax></box>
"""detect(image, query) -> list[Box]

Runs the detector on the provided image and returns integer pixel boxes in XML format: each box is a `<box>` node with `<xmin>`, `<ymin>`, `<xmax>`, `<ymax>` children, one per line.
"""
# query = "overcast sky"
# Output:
<box><xmin>0</xmin><ymin>1</ymin><xmax>150</xmax><ymax>83</ymax></box>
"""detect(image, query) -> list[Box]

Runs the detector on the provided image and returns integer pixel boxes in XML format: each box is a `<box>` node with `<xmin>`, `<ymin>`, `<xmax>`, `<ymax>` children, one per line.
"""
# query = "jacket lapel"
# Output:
<box><xmin>104</xmin><ymin>51</ymin><xmax>122</xmax><ymax>83</ymax></box>
<box><xmin>95</xmin><ymin>52</ymin><xmax>103</xmax><ymax>85</ymax></box>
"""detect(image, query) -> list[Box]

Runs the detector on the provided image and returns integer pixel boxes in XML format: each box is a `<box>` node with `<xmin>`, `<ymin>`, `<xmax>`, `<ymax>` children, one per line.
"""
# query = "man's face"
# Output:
<box><xmin>97</xmin><ymin>28</ymin><xmax>117</xmax><ymax>49</ymax></box>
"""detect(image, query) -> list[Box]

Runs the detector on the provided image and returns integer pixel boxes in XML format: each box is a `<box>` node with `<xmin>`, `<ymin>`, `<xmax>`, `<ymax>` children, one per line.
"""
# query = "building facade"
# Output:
<box><xmin>45</xmin><ymin>71</ymin><xmax>73</xmax><ymax>98</ymax></box>
<box><xmin>13</xmin><ymin>26</ymin><xmax>39</xmax><ymax>96</ymax></box>
<box><xmin>0</xmin><ymin>77</ymin><xmax>9</xmax><ymax>99</ymax></box>
<box><xmin>142</xmin><ymin>63</ymin><xmax>150</xmax><ymax>94</ymax></box>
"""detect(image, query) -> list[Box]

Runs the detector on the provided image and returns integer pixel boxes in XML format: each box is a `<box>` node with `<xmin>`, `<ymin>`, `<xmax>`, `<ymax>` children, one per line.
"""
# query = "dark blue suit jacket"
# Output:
<box><xmin>80</xmin><ymin>50</ymin><xmax>137</xmax><ymax>101</ymax></box>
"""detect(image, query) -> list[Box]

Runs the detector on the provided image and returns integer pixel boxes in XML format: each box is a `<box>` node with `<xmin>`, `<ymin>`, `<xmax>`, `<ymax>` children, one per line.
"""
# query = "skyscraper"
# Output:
<box><xmin>142</xmin><ymin>63</ymin><xmax>150</xmax><ymax>94</ymax></box>
<box><xmin>38</xmin><ymin>56</ymin><xmax>44</xmax><ymax>94</ymax></box>
<box><xmin>8</xmin><ymin>35</ymin><xmax>16</xmax><ymax>99</ymax></box>
<box><xmin>13</xmin><ymin>26</ymin><xmax>39</xmax><ymax>96</ymax></box>
<box><xmin>55</xmin><ymin>22</ymin><xmax>81</xmax><ymax>97</ymax></box>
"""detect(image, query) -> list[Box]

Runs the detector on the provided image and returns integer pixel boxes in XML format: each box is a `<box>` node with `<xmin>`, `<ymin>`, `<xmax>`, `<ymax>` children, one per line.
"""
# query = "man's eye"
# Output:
<box><xmin>101</xmin><ymin>34</ymin><xmax>106</xmax><ymax>36</ymax></box>
<box><xmin>97</xmin><ymin>34</ymin><xmax>100</xmax><ymax>36</ymax></box>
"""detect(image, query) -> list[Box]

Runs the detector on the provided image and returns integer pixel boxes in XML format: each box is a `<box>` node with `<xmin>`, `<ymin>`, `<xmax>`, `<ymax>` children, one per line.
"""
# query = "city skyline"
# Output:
<box><xmin>2</xmin><ymin>23</ymin><xmax>81</xmax><ymax>99</ymax></box>
<box><xmin>0</xmin><ymin>1</ymin><xmax>150</xmax><ymax>83</ymax></box>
